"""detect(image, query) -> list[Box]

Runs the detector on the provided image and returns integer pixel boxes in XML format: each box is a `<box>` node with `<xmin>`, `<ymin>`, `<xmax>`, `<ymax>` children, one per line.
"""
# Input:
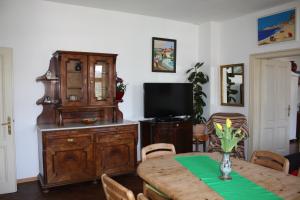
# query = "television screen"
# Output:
<box><xmin>144</xmin><ymin>83</ymin><xmax>193</xmax><ymax>118</ymax></box>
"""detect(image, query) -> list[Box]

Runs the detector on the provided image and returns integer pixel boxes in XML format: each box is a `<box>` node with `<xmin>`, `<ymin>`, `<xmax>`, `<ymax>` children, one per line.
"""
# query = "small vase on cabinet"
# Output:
<box><xmin>291</xmin><ymin>61</ymin><xmax>298</xmax><ymax>72</ymax></box>
<box><xmin>116</xmin><ymin>91</ymin><xmax>124</xmax><ymax>101</ymax></box>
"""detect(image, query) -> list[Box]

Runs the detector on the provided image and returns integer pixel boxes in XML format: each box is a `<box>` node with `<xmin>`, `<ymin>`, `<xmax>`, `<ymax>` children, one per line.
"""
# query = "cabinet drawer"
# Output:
<box><xmin>90</xmin><ymin>127</ymin><xmax>117</xmax><ymax>133</ymax></box>
<box><xmin>45</xmin><ymin>132</ymin><xmax>93</xmax><ymax>149</ymax></box>
<box><xmin>117</xmin><ymin>125</ymin><xmax>136</xmax><ymax>132</ymax></box>
<box><xmin>96</xmin><ymin>133</ymin><xmax>133</xmax><ymax>143</ymax></box>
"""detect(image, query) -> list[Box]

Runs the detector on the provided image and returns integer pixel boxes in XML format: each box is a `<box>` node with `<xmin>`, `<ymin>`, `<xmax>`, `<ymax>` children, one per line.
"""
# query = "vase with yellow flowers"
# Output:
<box><xmin>214</xmin><ymin>118</ymin><xmax>245</xmax><ymax>180</ymax></box>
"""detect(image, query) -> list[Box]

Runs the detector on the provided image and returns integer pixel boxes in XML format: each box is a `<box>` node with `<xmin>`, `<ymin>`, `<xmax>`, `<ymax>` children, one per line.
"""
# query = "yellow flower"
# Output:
<box><xmin>226</xmin><ymin>118</ymin><xmax>232</xmax><ymax>128</ymax></box>
<box><xmin>236</xmin><ymin>129</ymin><xmax>241</xmax><ymax>134</ymax></box>
<box><xmin>216</xmin><ymin>123</ymin><xmax>223</xmax><ymax>131</ymax></box>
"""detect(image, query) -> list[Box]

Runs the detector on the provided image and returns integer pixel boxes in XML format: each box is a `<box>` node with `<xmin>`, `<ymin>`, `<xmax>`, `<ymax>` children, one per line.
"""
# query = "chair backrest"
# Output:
<box><xmin>250</xmin><ymin>150</ymin><xmax>290</xmax><ymax>174</ymax></box>
<box><xmin>101</xmin><ymin>174</ymin><xmax>136</xmax><ymax>200</ymax></box>
<box><xmin>206</xmin><ymin>112</ymin><xmax>249</xmax><ymax>159</ymax></box>
<box><xmin>141</xmin><ymin>143</ymin><xmax>176</xmax><ymax>162</ymax></box>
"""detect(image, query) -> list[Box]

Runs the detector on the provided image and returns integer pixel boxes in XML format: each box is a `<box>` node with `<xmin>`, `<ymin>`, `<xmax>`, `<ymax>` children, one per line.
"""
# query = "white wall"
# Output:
<box><xmin>198</xmin><ymin>22</ymin><xmax>221</xmax><ymax>120</ymax></box>
<box><xmin>205</xmin><ymin>1</ymin><xmax>300</xmax><ymax>117</ymax></box>
<box><xmin>0</xmin><ymin>0</ymin><xmax>198</xmax><ymax>179</ymax></box>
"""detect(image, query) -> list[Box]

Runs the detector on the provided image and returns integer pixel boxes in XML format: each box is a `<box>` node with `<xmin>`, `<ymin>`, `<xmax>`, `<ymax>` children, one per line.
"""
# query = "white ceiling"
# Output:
<box><xmin>46</xmin><ymin>0</ymin><xmax>295</xmax><ymax>24</ymax></box>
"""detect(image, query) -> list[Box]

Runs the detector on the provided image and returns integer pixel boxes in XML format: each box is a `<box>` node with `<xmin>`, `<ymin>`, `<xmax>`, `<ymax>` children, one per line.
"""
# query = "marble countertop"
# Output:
<box><xmin>37</xmin><ymin>120</ymin><xmax>138</xmax><ymax>132</ymax></box>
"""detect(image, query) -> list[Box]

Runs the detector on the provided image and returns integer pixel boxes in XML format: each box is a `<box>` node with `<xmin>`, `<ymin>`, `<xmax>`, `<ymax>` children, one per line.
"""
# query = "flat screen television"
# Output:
<box><xmin>144</xmin><ymin>83</ymin><xmax>193</xmax><ymax>119</ymax></box>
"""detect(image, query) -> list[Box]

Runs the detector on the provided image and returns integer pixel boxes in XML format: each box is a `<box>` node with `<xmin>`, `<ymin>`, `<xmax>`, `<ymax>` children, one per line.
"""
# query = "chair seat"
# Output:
<box><xmin>193</xmin><ymin>133</ymin><xmax>209</xmax><ymax>141</ymax></box>
<box><xmin>193</xmin><ymin>134</ymin><xmax>209</xmax><ymax>152</ymax></box>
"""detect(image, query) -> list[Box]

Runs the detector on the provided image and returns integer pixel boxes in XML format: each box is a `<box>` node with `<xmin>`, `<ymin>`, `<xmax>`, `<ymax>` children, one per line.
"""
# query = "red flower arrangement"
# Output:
<box><xmin>116</xmin><ymin>76</ymin><xmax>127</xmax><ymax>101</ymax></box>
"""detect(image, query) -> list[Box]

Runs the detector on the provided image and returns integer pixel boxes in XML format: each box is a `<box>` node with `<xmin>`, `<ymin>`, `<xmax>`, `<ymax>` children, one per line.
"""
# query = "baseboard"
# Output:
<box><xmin>17</xmin><ymin>176</ymin><xmax>38</xmax><ymax>184</ymax></box>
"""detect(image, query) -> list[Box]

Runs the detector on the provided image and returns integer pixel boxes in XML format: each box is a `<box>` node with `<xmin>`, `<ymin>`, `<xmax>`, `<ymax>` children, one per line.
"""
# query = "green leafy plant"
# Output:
<box><xmin>186</xmin><ymin>62</ymin><xmax>209</xmax><ymax>124</ymax></box>
<box><xmin>214</xmin><ymin>118</ymin><xmax>245</xmax><ymax>153</ymax></box>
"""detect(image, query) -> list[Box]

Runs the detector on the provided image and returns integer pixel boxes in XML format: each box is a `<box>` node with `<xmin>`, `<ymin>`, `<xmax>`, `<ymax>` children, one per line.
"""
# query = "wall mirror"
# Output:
<box><xmin>221</xmin><ymin>63</ymin><xmax>244</xmax><ymax>106</ymax></box>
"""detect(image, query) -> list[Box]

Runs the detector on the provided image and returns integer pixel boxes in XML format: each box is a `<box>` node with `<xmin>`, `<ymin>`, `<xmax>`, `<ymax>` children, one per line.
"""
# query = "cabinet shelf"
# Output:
<box><xmin>67</xmin><ymin>87</ymin><xmax>82</xmax><ymax>89</ymax></box>
<box><xmin>36</xmin><ymin>75</ymin><xmax>59</xmax><ymax>82</ymax></box>
<box><xmin>36</xmin><ymin>96</ymin><xmax>60</xmax><ymax>105</ymax></box>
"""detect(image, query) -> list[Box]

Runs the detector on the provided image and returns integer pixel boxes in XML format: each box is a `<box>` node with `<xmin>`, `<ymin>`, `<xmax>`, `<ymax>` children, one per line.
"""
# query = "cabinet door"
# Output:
<box><xmin>60</xmin><ymin>54</ymin><xmax>88</xmax><ymax>106</ymax></box>
<box><xmin>153</xmin><ymin>123</ymin><xmax>175</xmax><ymax>144</ymax></box>
<box><xmin>175</xmin><ymin>122</ymin><xmax>193</xmax><ymax>153</ymax></box>
<box><xmin>96</xmin><ymin>131</ymin><xmax>135</xmax><ymax>176</ymax></box>
<box><xmin>88</xmin><ymin>55</ymin><xmax>115</xmax><ymax>106</ymax></box>
<box><xmin>44</xmin><ymin>131</ymin><xmax>95</xmax><ymax>184</ymax></box>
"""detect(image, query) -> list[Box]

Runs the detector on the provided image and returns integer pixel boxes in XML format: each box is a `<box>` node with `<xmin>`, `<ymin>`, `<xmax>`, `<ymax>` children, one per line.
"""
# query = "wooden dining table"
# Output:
<box><xmin>137</xmin><ymin>152</ymin><xmax>300</xmax><ymax>200</ymax></box>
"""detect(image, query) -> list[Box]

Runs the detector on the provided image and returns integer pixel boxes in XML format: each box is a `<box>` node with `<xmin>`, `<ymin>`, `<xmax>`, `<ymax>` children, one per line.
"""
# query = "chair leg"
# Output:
<box><xmin>195</xmin><ymin>139</ymin><xmax>199</xmax><ymax>152</ymax></box>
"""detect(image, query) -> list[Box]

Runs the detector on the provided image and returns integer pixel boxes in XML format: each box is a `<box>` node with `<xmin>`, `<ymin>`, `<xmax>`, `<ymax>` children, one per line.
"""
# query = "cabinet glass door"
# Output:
<box><xmin>66</xmin><ymin>60</ymin><xmax>83</xmax><ymax>100</ymax></box>
<box><xmin>61</xmin><ymin>54</ymin><xmax>88</xmax><ymax>106</ymax></box>
<box><xmin>94</xmin><ymin>63</ymin><xmax>108</xmax><ymax>100</ymax></box>
<box><xmin>89</xmin><ymin>56</ymin><xmax>114</xmax><ymax>106</ymax></box>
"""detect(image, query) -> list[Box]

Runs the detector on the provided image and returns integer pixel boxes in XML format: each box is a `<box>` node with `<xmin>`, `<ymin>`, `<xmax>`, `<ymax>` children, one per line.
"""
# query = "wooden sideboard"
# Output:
<box><xmin>140</xmin><ymin>120</ymin><xmax>193</xmax><ymax>153</ymax></box>
<box><xmin>36</xmin><ymin>51</ymin><xmax>137</xmax><ymax>191</ymax></box>
<box><xmin>37</xmin><ymin>121</ymin><xmax>138</xmax><ymax>191</ymax></box>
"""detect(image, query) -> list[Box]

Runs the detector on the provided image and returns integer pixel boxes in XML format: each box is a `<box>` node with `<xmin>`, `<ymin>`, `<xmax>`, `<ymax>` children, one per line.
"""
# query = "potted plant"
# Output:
<box><xmin>186</xmin><ymin>62</ymin><xmax>209</xmax><ymax>134</ymax></box>
<box><xmin>116</xmin><ymin>76</ymin><xmax>126</xmax><ymax>101</ymax></box>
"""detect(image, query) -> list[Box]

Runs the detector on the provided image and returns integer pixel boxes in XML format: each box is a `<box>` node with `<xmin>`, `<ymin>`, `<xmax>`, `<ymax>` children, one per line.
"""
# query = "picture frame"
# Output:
<box><xmin>220</xmin><ymin>63</ymin><xmax>244</xmax><ymax>107</ymax></box>
<box><xmin>258</xmin><ymin>8</ymin><xmax>296</xmax><ymax>46</ymax></box>
<box><xmin>152</xmin><ymin>37</ymin><xmax>176</xmax><ymax>73</ymax></box>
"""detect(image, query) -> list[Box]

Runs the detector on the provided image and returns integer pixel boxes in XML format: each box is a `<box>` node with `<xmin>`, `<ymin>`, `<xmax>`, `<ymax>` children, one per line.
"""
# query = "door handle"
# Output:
<box><xmin>1</xmin><ymin>116</ymin><xmax>12</xmax><ymax>135</ymax></box>
<box><xmin>288</xmin><ymin>105</ymin><xmax>291</xmax><ymax>117</ymax></box>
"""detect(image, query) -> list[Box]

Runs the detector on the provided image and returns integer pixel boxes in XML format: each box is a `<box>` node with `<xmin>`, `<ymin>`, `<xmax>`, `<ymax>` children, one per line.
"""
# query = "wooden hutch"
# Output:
<box><xmin>36</xmin><ymin>51</ymin><xmax>137</xmax><ymax>191</ymax></box>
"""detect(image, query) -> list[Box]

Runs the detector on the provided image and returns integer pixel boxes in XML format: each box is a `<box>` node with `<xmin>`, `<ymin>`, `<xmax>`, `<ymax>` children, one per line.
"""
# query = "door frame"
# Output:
<box><xmin>249</xmin><ymin>48</ymin><xmax>300</xmax><ymax>158</ymax></box>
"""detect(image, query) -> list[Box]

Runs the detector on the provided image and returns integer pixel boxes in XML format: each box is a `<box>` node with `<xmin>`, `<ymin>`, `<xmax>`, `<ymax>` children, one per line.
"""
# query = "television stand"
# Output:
<box><xmin>140</xmin><ymin>119</ymin><xmax>193</xmax><ymax>153</ymax></box>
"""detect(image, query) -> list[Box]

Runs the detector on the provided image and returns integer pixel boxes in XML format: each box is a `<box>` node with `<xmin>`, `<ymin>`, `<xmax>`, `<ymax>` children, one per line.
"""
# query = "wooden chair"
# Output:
<box><xmin>101</xmin><ymin>174</ymin><xmax>148</xmax><ymax>200</ymax></box>
<box><xmin>250</xmin><ymin>150</ymin><xmax>290</xmax><ymax>174</ymax></box>
<box><xmin>193</xmin><ymin>133</ymin><xmax>209</xmax><ymax>152</ymax></box>
<box><xmin>141</xmin><ymin>143</ymin><xmax>176</xmax><ymax>162</ymax></box>
<box><xmin>141</xmin><ymin>143</ymin><xmax>176</xmax><ymax>200</ymax></box>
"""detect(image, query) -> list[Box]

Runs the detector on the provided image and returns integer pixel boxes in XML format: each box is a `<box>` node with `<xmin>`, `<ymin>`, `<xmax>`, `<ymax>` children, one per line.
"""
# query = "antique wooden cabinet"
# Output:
<box><xmin>37</xmin><ymin>123</ymin><xmax>137</xmax><ymax>190</ymax></box>
<box><xmin>36</xmin><ymin>51</ymin><xmax>137</xmax><ymax>191</ymax></box>
<box><xmin>140</xmin><ymin>120</ymin><xmax>193</xmax><ymax>153</ymax></box>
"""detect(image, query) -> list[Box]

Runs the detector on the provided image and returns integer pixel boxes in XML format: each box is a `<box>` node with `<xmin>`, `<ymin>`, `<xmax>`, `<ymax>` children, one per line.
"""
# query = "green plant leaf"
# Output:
<box><xmin>186</xmin><ymin>62</ymin><xmax>209</xmax><ymax>124</ymax></box>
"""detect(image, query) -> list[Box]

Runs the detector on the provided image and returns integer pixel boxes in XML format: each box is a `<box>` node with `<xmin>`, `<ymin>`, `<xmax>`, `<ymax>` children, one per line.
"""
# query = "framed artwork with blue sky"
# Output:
<box><xmin>152</xmin><ymin>37</ymin><xmax>176</xmax><ymax>72</ymax></box>
<box><xmin>258</xmin><ymin>9</ymin><xmax>295</xmax><ymax>46</ymax></box>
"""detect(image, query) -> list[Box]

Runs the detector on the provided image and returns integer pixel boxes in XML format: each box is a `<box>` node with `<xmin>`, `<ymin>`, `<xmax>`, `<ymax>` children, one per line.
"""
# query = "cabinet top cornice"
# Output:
<box><xmin>53</xmin><ymin>50</ymin><xmax>118</xmax><ymax>57</ymax></box>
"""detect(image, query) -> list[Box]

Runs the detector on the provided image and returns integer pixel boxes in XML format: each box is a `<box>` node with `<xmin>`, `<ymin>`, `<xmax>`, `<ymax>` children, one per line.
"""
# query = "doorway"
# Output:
<box><xmin>249</xmin><ymin>48</ymin><xmax>300</xmax><ymax>159</ymax></box>
<box><xmin>0</xmin><ymin>47</ymin><xmax>16</xmax><ymax>194</ymax></box>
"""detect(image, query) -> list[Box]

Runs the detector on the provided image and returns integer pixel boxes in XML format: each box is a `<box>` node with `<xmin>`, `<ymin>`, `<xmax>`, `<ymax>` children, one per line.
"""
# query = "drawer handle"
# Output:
<box><xmin>67</xmin><ymin>138</ymin><xmax>74</xmax><ymax>142</ymax></box>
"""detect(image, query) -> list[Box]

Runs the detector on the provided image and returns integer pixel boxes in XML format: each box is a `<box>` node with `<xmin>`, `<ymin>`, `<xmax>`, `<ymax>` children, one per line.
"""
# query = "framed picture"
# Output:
<box><xmin>258</xmin><ymin>9</ymin><xmax>296</xmax><ymax>46</ymax></box>
<box><xmin>152</xmin><ymin>37</ymin><xmax>176</xmax><ymax>73</ymax></box>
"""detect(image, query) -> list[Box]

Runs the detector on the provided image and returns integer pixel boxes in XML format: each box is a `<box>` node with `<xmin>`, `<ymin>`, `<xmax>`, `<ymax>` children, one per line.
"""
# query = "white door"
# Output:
<box><xmin>260</xmin><ymin>59</ymin><xmax>290</xmax><ymax>155</ymax></box>
<box><xmin>0</xmin><ymin>48</ymin><xmax>16</xmax><ymax>194</ymax></box>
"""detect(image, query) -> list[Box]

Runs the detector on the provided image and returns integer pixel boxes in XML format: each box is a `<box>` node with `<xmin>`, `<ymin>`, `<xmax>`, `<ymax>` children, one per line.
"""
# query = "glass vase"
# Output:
<box><xmin>219</xmin><ymin>152</ymin><xmax>232</xmax><ymax>180</ymax></box>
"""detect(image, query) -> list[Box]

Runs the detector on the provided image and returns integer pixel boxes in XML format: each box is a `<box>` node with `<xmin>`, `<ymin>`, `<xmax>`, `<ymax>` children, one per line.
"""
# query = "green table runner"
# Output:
<box><xmin>175</xmin><ymin>155</ymin><xmax>282</xmax><ymax>200</ymax></box>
